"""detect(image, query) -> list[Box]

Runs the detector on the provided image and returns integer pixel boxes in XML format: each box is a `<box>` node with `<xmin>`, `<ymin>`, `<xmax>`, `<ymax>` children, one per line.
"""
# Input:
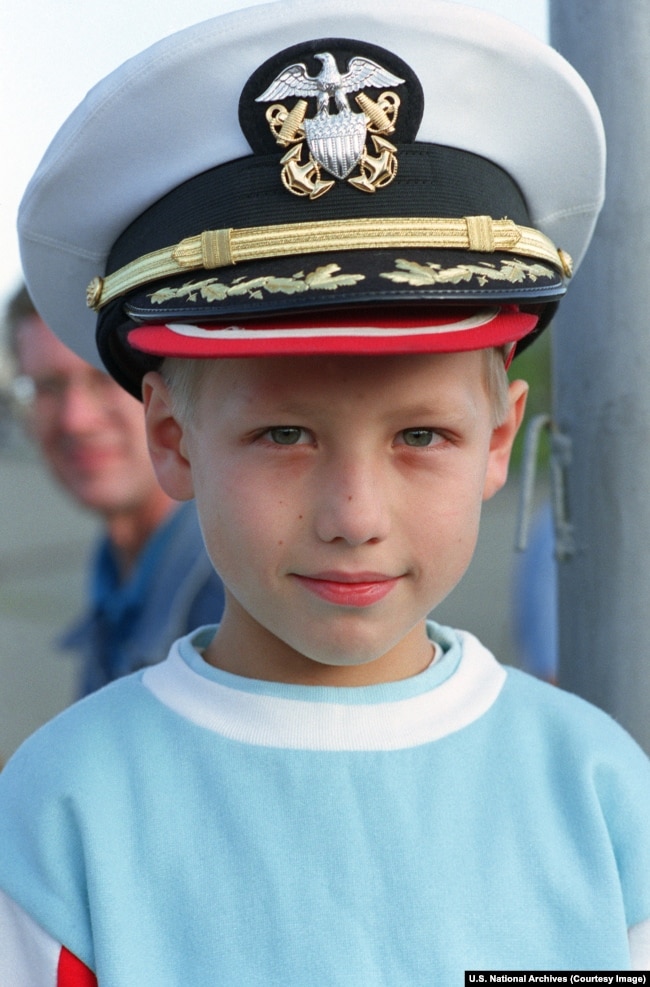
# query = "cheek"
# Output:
<box><xmin>411</xmin><ymin>467</ymin><xmax>485</xmax><ymax>570</ymax></box>
<box><xmin>31</xmin><ymin>415</ymin><xmax>58</xmax><ymax>450</ymax></box>
<box><xmin>117</xmin><ymin>414</ymin><xmax>149</xmax><ymax>454</ymax></box>
<box><xmin>192</xmin><ymin>461</ymin><xmax>288</xmax><ymax>575</ymax></box>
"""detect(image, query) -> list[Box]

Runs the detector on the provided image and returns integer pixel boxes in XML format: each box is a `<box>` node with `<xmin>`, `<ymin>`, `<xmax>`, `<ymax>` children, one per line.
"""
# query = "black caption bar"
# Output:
<box><xmin>465</xmin><ymin>974</ymin><xmax>648</xmax><ymax>985</ymax></box>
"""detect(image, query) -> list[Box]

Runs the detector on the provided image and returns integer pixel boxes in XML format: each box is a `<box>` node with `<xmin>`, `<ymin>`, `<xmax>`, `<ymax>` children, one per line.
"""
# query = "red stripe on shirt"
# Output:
<box><xmin>57</xmin><ymin>947</ymin><xmax>97</xmax><ymax>987</ymax></box>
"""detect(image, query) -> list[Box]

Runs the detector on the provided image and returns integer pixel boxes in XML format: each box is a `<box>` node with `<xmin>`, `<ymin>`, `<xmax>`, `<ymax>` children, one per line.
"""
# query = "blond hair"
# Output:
<box><xmin>162</xmin><ymin>347</ymin><xmax>512</xmax><ymax>427</ymax></box>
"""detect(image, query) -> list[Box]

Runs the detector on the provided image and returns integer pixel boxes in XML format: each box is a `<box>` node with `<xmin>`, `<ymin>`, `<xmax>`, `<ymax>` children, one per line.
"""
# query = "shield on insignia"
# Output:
<box><xmin>305</xmin><ymin>110</ymin><xmax>368</xmax><ymax>180</ymax></box>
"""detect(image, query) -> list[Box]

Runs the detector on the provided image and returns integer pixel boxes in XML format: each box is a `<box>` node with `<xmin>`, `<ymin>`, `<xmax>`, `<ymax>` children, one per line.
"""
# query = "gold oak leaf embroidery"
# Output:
<box><xmin>303</xmin><ymin>264</ymin><xmax>366</xmax><ymax>290</ymax></box>
<box><xmin>148</xmin><ymin>264</ymin><xmax>365</xmax><ymax>306</ymax></box>
<box><xmin>379</xmin><ymin>258</ymin><xmax>555</xmax><ymax>287</ymax></box>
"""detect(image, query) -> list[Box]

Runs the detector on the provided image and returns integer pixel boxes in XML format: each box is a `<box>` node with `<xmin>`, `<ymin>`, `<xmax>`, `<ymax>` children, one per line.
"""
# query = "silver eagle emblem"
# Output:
<box><xmin>256</xmin><ymin>52</ymin><xmax>405</xmax><ymax>197</ymax></box>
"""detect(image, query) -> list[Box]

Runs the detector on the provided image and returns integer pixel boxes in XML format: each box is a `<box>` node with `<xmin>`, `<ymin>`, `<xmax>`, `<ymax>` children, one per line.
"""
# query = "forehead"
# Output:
<box><xmin>194</xmin><ymin>350</ymin><xmax>488</xmax><ymax>410</ymax></box>
<box><xmin>15</xmin><ymin>317</ymin><xmax>89</xmax><ymax>375</ymax></box>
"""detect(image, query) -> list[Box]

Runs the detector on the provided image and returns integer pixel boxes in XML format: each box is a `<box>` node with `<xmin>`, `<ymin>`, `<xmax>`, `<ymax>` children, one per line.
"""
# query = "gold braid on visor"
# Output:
<box><xmin>86</xmin><ymin>215</ymin><xmax>572</xmax><ymax>312</ymax></box>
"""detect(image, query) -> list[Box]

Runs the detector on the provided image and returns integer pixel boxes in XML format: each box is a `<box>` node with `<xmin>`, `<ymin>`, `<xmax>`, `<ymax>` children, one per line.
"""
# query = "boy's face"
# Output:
<box><xmin>144</xmin><ymin>351</ymin><xmax>527</xmax><ymax>686</ymax></box>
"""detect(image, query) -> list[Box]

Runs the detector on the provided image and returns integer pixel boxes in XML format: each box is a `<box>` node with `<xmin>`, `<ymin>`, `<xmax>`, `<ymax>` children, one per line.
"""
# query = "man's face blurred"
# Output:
<box><xmin>16</xmin><ymin>316</ymin><xmax>164</xmax><ymax>518</ymax></box>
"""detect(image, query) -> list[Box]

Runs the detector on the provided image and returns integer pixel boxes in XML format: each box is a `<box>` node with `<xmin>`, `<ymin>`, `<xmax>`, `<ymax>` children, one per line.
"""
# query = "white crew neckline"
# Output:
<box><xmin>143</xmin><ymin>623</ymin><xmax>506</xmax><ymax>751</ymax></box>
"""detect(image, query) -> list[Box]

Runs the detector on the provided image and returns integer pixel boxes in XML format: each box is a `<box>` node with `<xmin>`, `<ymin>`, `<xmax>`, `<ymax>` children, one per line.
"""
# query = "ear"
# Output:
<box><xmin>142</xmin><ymin>371</ymin><xmax>195</xmax><ymax>501</ymax></box>
<box><xmin>482</xmin><ymin>378</ymin><xmax>528</xmax><ymax>501</ymax></box>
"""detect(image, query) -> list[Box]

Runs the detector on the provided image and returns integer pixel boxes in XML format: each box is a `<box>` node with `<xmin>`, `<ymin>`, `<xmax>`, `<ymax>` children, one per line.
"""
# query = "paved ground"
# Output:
<box><xmin>0</xmin><ymin>429</ymin><xmax>537</xmax><ymax>761</ymax></box>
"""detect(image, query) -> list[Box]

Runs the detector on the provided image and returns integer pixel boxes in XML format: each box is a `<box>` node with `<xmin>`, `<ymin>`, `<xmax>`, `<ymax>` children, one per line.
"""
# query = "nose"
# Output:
<box><xmin>314</xmin><ymin>453</ymin><xmax>391</xmax><ymax>546</ymax></box>
<box><xmin>56</xmin><ymin>379</ymin><xmax>107</xmax><ymax>435</ymax></box>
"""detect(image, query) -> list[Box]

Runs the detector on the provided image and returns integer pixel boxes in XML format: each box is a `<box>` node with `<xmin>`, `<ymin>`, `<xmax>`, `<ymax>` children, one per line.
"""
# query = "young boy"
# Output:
<box><xmin>2</xmin><ymin>1</ymin><xmax>650</xmax><ymax>982</ymax></box>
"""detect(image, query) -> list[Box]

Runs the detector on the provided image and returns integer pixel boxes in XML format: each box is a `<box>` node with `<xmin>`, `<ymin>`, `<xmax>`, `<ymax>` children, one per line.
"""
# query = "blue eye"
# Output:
<box><xmin>268</xmin><ymin>427</ymin><xmax>305</xmax><ymax>445</ymax></box>
<box><xmin>399</xmin><ymin>428</ymin><xmax>437</xmax><ymax>447</ymax></box>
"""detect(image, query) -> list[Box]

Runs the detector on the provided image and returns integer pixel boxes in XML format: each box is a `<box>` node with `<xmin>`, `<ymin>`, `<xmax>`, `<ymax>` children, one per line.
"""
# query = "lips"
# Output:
<box><xmin>64</xmin><ymin>446</ymin><xmax>121</xmax><ymax>473</ymax></box>
<box><xmin>293</xmin><ymin>572</ymin><xmax>401</xmax><ymax>607</ymax></box>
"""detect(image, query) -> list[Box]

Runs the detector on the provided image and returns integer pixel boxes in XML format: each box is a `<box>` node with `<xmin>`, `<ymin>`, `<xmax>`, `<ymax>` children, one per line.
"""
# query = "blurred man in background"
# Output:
<box><xmin>5</xmin><ymin>284</ymin><xmax>224</xmax><ymax>696</ymax></box>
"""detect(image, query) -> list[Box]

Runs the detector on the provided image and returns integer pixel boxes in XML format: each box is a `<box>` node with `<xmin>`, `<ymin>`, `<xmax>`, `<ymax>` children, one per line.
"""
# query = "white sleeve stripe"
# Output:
<box><xmin>0</xmin><ymin>887</ymin><xmax>60</xmax><ymax>986</ymax></box>
<box><xmin>629</xmin><ymin>917</ymin><xmax>650</xmax><ymax>969</ymax></box>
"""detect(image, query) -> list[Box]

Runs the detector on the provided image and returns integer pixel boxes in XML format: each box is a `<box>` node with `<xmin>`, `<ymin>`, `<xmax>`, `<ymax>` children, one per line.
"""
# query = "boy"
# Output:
<box><xmin>2</xmin><ymin>0</ymin><xmax>650</xmax><ymax>982</ymax></box>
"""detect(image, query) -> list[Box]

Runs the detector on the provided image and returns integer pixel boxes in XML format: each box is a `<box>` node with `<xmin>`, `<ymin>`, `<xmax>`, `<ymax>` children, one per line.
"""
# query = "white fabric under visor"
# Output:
<box><xmin>162</xmin><ymin>308</ymin><xmax>500</xmax><ymax>340</ymax></box>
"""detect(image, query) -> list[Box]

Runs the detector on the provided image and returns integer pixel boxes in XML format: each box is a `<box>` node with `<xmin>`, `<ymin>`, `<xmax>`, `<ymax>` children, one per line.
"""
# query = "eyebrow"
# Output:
<box><xmin>234</xmin><ymin>394</ymin><xmax>479</xmax><ymax>425</ymax></box>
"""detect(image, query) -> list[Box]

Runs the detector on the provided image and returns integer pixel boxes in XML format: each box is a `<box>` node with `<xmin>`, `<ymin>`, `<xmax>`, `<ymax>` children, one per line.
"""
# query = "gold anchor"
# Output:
<box><xmin>348</xmin><ymin>135</ymin><xmax>398</xmax><ymax>193</ymax></box>
<box><xmin>280</xmin><ymin>145</ymin><xmax>335</xmax><ymax>199</ymax></box>
<box><xmin>266</xmin><ymin>101</ymin><xmax>307</xmax><ymax>146</ymax></box>
<box><xmin>355</xmin><ymin>91</ymin><xmax>400</xmax><ymax>134</ymax></box>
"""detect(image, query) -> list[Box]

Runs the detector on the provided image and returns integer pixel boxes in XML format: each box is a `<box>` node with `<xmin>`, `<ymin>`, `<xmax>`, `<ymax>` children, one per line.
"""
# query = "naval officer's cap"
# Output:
<box><xmin>18</xmin><ymin>0</ymin><xmax>605</xmax><ymax>398</ymax></box>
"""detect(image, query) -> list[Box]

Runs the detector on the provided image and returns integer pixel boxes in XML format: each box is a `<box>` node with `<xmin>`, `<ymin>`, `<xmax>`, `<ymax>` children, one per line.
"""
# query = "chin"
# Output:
<box><xmin>293</xmin><ymin>624</ymin><xmax>405</xmax><ymax>669</ymax></box>
<box><xmin>305</xmin><ymin>647</ymin><xmax>382</xmax><ymax>668</ymax></box>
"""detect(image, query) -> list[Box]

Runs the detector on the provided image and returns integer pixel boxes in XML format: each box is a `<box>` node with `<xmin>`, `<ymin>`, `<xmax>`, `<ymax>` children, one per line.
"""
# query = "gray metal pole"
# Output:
<box><xmin>550</xmin><ymin>0</ymin><xmax>650</xmax><ymax>752</ymax></box>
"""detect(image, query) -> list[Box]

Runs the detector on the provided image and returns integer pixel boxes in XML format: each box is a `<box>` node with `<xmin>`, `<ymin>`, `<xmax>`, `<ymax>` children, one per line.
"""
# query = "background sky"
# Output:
<box><xmin>0</xmin><ymin>0</ymin><xmax>548</xmax><ymax>314</ymax></box>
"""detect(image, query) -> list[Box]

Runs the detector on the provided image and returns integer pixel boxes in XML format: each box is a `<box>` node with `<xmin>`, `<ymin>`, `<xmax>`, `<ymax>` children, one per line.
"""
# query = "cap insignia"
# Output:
<box><xmin>257</xmin><ymin>53</ymin><xmax>402</xmax><ymax>198</ymax></box>
<box><xmin>241</xmin><ymin>40</ymin><xmax>423</xmax><ymax>200</ymax></box>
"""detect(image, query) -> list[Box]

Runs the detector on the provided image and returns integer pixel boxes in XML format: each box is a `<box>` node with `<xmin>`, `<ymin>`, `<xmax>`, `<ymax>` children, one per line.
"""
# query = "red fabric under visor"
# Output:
<box><xmin>127</xmin><ymin>305</ymin><xmax>538</xmax><ymax>359</ymax></box>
